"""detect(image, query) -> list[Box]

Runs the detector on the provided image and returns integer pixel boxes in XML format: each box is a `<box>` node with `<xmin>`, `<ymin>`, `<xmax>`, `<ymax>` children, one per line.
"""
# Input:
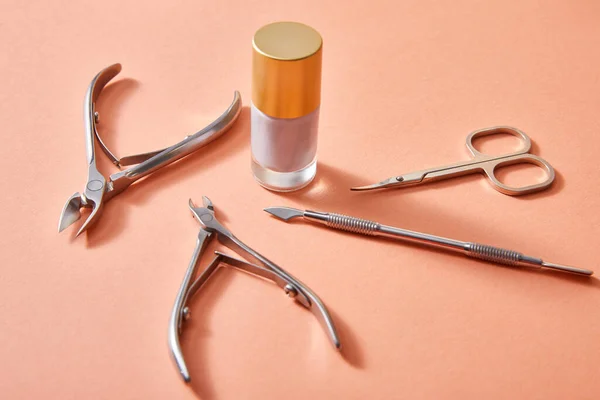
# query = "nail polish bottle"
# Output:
<box><xmin>251</xmin><ymin>21</ymin><xmax>323</xmax><ymax>191</ymax></box>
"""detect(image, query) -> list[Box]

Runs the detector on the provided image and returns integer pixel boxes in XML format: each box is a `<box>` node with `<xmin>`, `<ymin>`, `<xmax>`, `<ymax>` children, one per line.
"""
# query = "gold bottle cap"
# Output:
<box><xmin>252</xmin><ymin>22</ymin><xmax>322</xmax><ymax>119</ymax></box>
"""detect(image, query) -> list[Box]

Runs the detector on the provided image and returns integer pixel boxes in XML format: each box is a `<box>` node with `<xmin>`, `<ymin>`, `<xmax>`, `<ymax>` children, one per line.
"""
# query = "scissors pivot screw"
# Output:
<box><xmin>182</xmin><ymin>307</ymin><xmax>191</xmax><ymax>321</ymax></box>
<box><xmin>284</xmin><ymin>284</ymin><xmax>298</xmax><ymax>298</ymax></box>
<box><xmin>395</xmin><ymin>176</ymin><xmax>404</xmax><ymax>182</ymax></box>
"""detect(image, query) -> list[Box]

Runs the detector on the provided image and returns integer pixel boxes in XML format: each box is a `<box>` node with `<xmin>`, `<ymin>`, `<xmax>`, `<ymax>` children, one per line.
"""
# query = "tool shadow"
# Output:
<box><xmin>83</xmin><ymin>79</ymin><xmax>250</xmax><ymax>246</ymax></box>
<box><xmin>178</xmin><ymin>162</ymin><xmax>592</xmax><ymax>400</ymax></box>
<box><xmin>180</xmin><ymin>250</ymin><xmax>359</xmax><ymax>400</ymax></box>
<box><xmin>262</xmin><ymin>161</ymin><xmax>590</xmax><ymax>376</ymax></box>
<box><xmin>176</xmin><ymin>163</ymin><xmax>588</xmax><ymax>400</ymax></box>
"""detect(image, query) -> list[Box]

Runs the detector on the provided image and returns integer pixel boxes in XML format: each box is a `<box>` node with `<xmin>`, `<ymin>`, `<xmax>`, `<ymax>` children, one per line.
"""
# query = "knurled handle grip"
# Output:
<box><xmin>467</xmin><ymin>243</ymin><xmax>522</xmax><ymax>266</ymax></box>
<box><xmin>326</xmin><ymin>213</ymin><xmax>380</xmax><ymax>235</ymax></box>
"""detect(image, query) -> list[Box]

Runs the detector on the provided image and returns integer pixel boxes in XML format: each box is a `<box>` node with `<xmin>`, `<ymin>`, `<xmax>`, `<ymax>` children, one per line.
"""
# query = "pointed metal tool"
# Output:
<box><xmin>351</xmin><ymin>126</ymin><xmax>555</xmax><ymax>195</ymax></box>
<box><xmin>265</xmin><ymin>207</ymin><xmax>593</xmax><ymax>276</ymax></box>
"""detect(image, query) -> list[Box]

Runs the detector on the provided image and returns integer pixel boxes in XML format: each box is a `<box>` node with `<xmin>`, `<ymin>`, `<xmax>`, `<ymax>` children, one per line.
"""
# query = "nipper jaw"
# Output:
<box><xmin>58</xmin><ymin>64</ymin><xmax>242</xmax><ymax>237</ymax></box>
<box><xmin>168</xmin><ymin>197</ymin><xmax>342</xmax><ymax>383</ymax></box>
<box><xmin>58</xmin><ymin>64</ymin><xmax>119</xmax><ymax>236</ymax></box>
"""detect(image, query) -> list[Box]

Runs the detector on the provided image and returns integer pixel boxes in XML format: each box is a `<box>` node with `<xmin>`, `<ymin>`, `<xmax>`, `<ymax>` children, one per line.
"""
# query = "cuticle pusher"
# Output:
<box><xmin>264</xmin><ymin>207</ymin><xmax>593</xmax><ymax>276</ymax></box>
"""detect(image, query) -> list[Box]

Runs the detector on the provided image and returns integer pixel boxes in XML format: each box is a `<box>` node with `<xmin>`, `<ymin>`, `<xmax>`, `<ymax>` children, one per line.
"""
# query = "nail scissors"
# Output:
<box><xmin>58</xmin><ymin>63</ymin><xmax>242</xmax><ymax>236</ymax></box>
<box><xmin>169</xmin><ymin>197</ymin><xmax>341</xmax><ymax>383</ymax></box>
<box><xmin>351</xmin><ymin>126</ymin><xmax>555</xmax><ymax>195</ymax></box>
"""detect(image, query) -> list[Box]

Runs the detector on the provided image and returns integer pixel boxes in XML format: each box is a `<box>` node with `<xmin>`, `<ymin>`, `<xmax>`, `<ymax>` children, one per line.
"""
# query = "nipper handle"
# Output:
<box><xmin>107</xmin><ymin>91</ymin><xmax>242</xmax><ymax>195</ymax></box>
<box><xmin>84</xmin><ymin>63</ymin><xmax>122</xmax><ymax>166</ymax></box>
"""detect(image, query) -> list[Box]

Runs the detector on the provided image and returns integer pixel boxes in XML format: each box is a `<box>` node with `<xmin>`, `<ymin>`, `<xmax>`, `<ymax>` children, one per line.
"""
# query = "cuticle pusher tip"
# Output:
<box><xmin>264</xmin><ymin>207</ymin><xmax>304</xmax><ymax>221</ymax></box>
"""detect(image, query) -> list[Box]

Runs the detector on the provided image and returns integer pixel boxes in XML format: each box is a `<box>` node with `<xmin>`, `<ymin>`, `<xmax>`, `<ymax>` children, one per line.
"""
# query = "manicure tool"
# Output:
<box><xmin>169</xmin><ymin>197</ymin><xmax>341</xmax><ymax>383</ymax></box>
<box><xmin>265</xmin><ymin>207</ymin><xmax>593</xmax><ymax>276</ymax></box>
<box><xmin>351</xmin><ymin>126</ymin><xmax>555</xmax><ymax>195</ymax></box>
<box><xmin>58</xmin><ymin>64</ymin><xmax>242</xmax><ymax>236</ymax></box>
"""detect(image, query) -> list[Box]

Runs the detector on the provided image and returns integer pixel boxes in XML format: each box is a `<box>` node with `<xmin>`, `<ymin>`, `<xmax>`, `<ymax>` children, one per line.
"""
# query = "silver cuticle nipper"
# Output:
<box><xmin>265</xmin><ymin>207</ymin><xmax>593</xmax><ymax>276</ymax></box>
<box><xmin>58</xmin><ymin>64</ymin><xmax>242</xmax><ymax>236</ymax></box>
<box><xmin>169</xmin><ymin>197</ymin><xmax>341</xmax><ymax>383</ymax></box>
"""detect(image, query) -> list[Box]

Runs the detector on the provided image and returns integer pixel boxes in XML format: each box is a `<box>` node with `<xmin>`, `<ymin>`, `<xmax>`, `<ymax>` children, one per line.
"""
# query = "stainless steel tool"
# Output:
<box><xmin>58</xmin><ymin>63</ymin><xmax>242</xmax><ymax>236</ymax></box>
<box><xmin>169</xmin><ymin>197</ymin><xmax>341</xmax><ymax>383</ymax></box>
<box><xmin>265</xmin><ymin>207</ymin><xmax>593</xmax><ymax>276</ymax></box>
<box><xmin>351</xmin><ymin>126</ymin><xmax>555</xmax><ymax>195</ymax></box>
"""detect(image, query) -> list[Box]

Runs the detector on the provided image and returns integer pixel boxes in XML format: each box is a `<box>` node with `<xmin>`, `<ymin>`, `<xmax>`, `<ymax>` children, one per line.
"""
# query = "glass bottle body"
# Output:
<box><xmin>251</xmin><ymin>103</ymin><xmax>319</xmax><ymax>191</ymax></box>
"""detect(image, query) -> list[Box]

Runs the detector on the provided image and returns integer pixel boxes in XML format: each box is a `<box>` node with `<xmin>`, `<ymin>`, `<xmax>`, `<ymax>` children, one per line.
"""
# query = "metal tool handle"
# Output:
<box><xmin>84</xmin><ymin>63</ymin><xmax>122</xmax><ymax>166</ymax></box>
<box><xmin>479</xmin><ymin>153</ymin><xmax>556</xmax><ymax>195</ymax></box>
<box><xmin>466</xmin><ymin>127</ymin><xmax>554</xmax><ymax>195</ymax></box>
<box><xmin>108</xmin><ymin>91</ymin><xmax>242</xmax><ymax>192</ymax></box>
<box><xmin>298</xmin><ymin>210</ymin><xmax>592</xmax><ymax>275</ymax></box>
<box><xmin>465</xmin><ymin>126</ymin><xmax>532</xmax><ymax>157</ymax></box>
<box><xmin>325</xmin><ymin>213</ymin><xmax>380</xmax><ymax>235</ymax></box>
<box><xmin>464</xmin><ymin>243</ymin><xmax>591</xmax><ymax>275</ymax></box>
<box><xmin>306</xmin><ymin>212</ymin><xmax>534</xmax><ymax>267</ymax></box>
<box><xmin>168</xmin><ymin>230</ymin><xmax>213</xmax><ymax>383</ymax></box>
<box><xmin>219</xmin><ymin>232</ymin><xmax>342</xmax><ymax>349</ymax></box>
<box><xmin>465</xmin><ymin>243</ymin><xmax>525</xmax><ymax>266</ymax></box>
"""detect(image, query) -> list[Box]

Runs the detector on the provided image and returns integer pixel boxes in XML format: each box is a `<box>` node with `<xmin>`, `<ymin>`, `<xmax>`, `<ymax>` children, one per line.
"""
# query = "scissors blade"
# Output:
<box><xmin>350</xmin><ymin>177</ymin><xmax>400</xmax><ymax>191</ymax></box>
<box><xmin>350</xmin><ymin>173</ymin><xmax>426</xmax><ymax>191</ymax></box>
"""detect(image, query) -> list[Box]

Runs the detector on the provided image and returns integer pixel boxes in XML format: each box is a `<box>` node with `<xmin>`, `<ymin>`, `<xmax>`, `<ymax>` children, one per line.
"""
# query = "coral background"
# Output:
<box><xmin>1</xmin><ymin>0</ymin><xmax>599</xmax><ymax>398</ymax></box>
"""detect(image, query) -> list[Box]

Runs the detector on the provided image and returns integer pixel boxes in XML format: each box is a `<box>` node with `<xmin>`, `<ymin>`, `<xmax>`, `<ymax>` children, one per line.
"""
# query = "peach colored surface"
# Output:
<box><xmin>2</xmin><ymin>1</ymin><xmax>600</xmax><ymax>399</ymax></box>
